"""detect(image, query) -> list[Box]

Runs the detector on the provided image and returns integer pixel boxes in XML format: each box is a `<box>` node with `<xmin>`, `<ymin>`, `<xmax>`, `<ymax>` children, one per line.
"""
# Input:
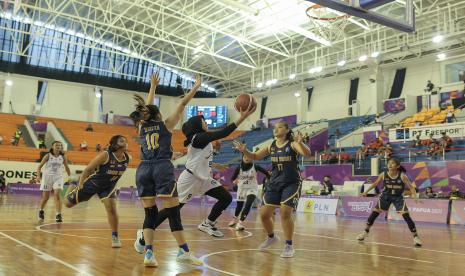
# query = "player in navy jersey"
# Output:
<box><xmin>130</xmin><ymin>73</ymin><xmax>203</xmax><ymax>267</ymax></box>
<box><xmin>357</xmin><ymin>158</ymin><xmax>422</xmax><ymax>247</ymax></box>
<box><xmin>64</xmin><ymin>135</ymin><xmax>130</xmax><ymax>248</ymax></box>
<box><xmin>234</xmin><ymin>121</ymin><xmax>311</xmax><ymax>258</ymax></box>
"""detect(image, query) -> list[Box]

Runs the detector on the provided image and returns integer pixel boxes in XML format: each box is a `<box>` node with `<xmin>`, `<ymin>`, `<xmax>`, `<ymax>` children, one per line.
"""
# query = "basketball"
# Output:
<box><xmin>234</xmin><ymin>93</ymin><xmax>257</xmax><ymax>112</ymax></box>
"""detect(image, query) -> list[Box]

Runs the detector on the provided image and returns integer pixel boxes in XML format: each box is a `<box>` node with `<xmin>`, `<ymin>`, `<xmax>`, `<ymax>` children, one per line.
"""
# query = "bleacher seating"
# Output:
<box><xmin>328</xmin><ymin>115</ymin><xmax>376</xmax><ymax>144</ymax></box>
<box><xmin>213</xmin><ymin>128</ymin><xmax>273</xmax><ymax>164</ymax></box>
<box><xmin>0</xmin><ymin>113</ymin><xmax>27</xmax><ymax>147</ymax></box>
<box><xmin>401</xmin><ymin>106</ymin><xmax>459</xmax><ymax>127</ymax></box>
<box><xmin>35</xmin><ymin>117</ymin><xmax>141</xmax><ymax>167</ymax></box>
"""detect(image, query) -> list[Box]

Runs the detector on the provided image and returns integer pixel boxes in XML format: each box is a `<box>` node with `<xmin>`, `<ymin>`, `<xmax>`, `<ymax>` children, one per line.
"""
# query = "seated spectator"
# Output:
<box><xmin>441</xmin><ymin>132</ymin><xmax>452</xmax><ymax>151</ymax></box>
<box><xmin>95</xmin><ymin>143</ymin><xmax>102</xmax><ymax>152</ymax></box>
<box><xmin>421</xmin><ymin>133</ymin><xmax>434</xmax><ymax>147</ymax></box>
<box><xmin>320</xmin><ymin>151</ymin><xmax>332</xmax><ymax>164</ymax></box>
<box><xmin>320</xmin><ymin>175</ymin><xmax>334</xmax><ymax>196</ymax></box>
<box><xmin>38</xmin><ymin>139</ymin><xmax>46</xmax><ymax>149</ymax></box>
<box><xmin>369</xmin><ymin>138</ymin><xmax>383</xmax><ymax>150</ymax></box>
<box><xmin>411</xmin><ymin>135</ymin><xmax>422</xmax><ymax>148</ymax></box>
<box><xmin>449</xmin><ymin>185</ymin><xmax>463</xmax><ymax>199</ymax></box>
<box><xmin>356</xmin><ymin>143</ymin><xmax>368</xmax><ymax>159</ymax></box>
<box><xmin>384</xmin><ymin>143</ymin><xmax>393</xmax><ymax>158</ymax></box>
<box><xmin>446</xmin><ymin>109</ymin><xmax>457</xmax><ymax>123</ymax></box>
<box><xmin>339</xmin><ymin>149</ymin><xmax>351</xmax><ymax>163</ymax></box>
<box><xmin>85</xmin><ymin>123</ymin><xmax>94</xmax><ymax>132</ymax></box>
<box><xmin>328</xmin><ymin>149</ymin><xmax>338</xmax><ymax>164</ymax></box>
<box><xmin>13</xmin><ymin>129</ymin><xmax>22</xmax><ymax>146</ymax></box>
<box><xmin>423</xmin><ymin>187</ymin><xmax>436</xmax><ymax>198</ymax></box>
<box><xmin>80</xmin><ymin>140</ymin><xmax>88</xmax><ymax>151</ymax></box>
<box><xmin>0</xmin><ymin>135</ymin><xmax>3</xmax><ymax>145</ymax></box>
<box><xmin>427</xmin><ymin>139</ymin><xmax>442</xmax><ymax>159</ymax></box>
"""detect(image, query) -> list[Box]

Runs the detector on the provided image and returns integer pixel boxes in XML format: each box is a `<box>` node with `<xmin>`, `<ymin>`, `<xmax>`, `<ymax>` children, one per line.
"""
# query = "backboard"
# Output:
<box><xmin>305</xmin><ymin>0</ymin><xmax>415</xmax><ymax>32</ymax></box>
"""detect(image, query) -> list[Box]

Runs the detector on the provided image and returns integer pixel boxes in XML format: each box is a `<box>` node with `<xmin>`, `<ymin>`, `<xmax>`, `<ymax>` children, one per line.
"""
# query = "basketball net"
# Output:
<box><xmin>306</xmin><ymin>3</ymin><xmax>351</xmax><ymax>41</ymax></box>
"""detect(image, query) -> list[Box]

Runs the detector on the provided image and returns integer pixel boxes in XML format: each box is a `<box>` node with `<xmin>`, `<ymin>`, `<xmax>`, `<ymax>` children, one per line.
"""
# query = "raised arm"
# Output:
<box><xmin>291</xmin><ymin>131</ymin><xmax>311</xmax><ymax>158</ymax></box>
<box><xmin>165</xmin><ymin>74</ymin><xmax>202</xmax><ymax>131</ymax></box>
<box><xmin>146</xmin><ymin>73</ymin><xmax>159</xmax><ymax>105</ymax></box>
<box><xmin>78</xmin><ymin>152</ymin><xmax>109</xmax><ymax>188</ymax></box>
<box><xmin>233</xmin><ymin>141</ymin><xmax>270</xmax><ymax>161</ymax></box>
<box><xmin>362</xmin><ymin>173</ymin><xmax>384</xmax><ymax>196</ymax></box>
<box><xmin>192</xmin><ymin>106</ymin><xmax>256</xmax><ymax>148</ymax></box>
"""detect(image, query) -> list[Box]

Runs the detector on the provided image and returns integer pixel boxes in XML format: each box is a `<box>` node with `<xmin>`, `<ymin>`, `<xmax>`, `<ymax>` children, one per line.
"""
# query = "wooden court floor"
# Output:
<box><xmin>1</xmin><ymin>194</ymin><xmax>465</xmax><ymax>276</ymax></box>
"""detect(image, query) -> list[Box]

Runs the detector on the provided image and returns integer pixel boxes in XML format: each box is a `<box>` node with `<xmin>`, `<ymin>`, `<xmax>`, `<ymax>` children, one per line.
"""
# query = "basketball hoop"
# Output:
<box><xmin>306</xmin><ymin>4</ymin><xmax>351</xmax><ymax>21</ymax></box>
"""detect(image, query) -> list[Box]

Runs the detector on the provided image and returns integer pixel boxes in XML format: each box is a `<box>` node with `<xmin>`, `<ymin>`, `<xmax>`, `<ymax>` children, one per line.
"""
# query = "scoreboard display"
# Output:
<box><xmin>185</xmin><ymin>105</ymin><xmax>228</xmax><ymax>128</ymax></box>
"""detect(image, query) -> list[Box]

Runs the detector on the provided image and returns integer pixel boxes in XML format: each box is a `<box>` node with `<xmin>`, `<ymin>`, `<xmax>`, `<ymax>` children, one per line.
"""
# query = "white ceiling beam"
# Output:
<box><xmin>211</xmin><ymin>0</ymin><xmax>331</xmax><ymax>46</ymax></box>
<box><xmin>128</xmin><ymin>0</ymin><xmax>290</xmax><ymax>58</ymax></box>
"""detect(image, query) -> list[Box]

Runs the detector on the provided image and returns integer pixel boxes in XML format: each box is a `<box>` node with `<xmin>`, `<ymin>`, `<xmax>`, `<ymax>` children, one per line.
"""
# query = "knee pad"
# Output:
<box><xmin>166</xmin><ymin>206</ymin><xmax>183</xmax><ymax>232</ymax></box>
<box><xmin>143</xmin><ymin>205</ymin><xmax>159</xmax><ymax>230</ymax></box>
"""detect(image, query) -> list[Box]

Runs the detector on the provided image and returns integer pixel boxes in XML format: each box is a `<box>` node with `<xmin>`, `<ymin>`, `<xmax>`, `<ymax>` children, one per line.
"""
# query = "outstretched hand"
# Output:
<box><xmin>232</xmin><ymin>140</ymin><xmax>247</xmax><ymax>153</ymax></box>
<box><xmin>294</xmin><ymin>131</ymin><xmax>303</xmax><ymax>143</ymax></box>
<box><xmin>150</xmin><ymin>72</ymin><xmax>159</xmax><ymax>87</ymax></box>
<box><xmin>239</xmin><ymin>104</ymin><xmax>256</xmax><ymax>119</ymax></box>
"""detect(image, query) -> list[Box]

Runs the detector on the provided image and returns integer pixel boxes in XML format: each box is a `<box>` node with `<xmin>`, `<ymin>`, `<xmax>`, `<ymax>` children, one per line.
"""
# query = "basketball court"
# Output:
<box><xmin>1</xmin><ymin>0</ymin><xmax>465</xmax><ymax>275</ymax></box>
<box><xmin>0</xmin><ymin>194</ymin><xmax>464</xmax><ymax>275</ymax></box>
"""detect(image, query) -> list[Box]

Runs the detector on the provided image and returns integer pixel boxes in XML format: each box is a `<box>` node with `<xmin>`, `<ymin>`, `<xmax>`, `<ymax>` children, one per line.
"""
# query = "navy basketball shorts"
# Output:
<box><xmin>67</xmin><ymin>180</ymin><xmax>117</xmax><ymax>205</ymax></box>
<box><xmin>375</xmin><ymin>193</ymin><xmax>408</xmax><ymax>212</ymax></box>
<box><xmin>136</xmin><ymin>159</ymin><xmax>177</xmax><ymax>198</ymax></box>
<box><xmin>263</xmin><ymin>182</ymin><xmax>301</xmax><ymax>208</ymax></box>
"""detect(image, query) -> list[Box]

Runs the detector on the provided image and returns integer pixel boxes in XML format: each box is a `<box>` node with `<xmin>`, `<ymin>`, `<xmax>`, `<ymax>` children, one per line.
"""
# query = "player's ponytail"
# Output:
<box><xmin>131</xmin><ymin>95</ymin><xmax>161</xmax><ymax>123</ymax></box>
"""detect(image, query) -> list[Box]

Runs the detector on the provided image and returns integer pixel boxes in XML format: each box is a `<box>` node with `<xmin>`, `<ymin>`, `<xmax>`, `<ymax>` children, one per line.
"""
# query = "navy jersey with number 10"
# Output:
<box><xmin>139</xmin><ymin>120</ymin><xmax>173</xmax><ymax>161</ymax></box>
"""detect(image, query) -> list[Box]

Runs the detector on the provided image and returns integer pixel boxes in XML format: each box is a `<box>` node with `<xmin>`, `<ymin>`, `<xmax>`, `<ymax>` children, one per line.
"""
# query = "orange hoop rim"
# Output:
<box><xmin>306</xmin><ymin>5</ymin><xmax>351</xmax><ymax>21</ymax></box>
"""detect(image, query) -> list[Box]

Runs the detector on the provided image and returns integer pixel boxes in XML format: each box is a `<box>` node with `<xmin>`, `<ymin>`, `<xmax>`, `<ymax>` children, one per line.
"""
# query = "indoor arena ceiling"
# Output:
<box><xmin>5</xmin><ymin>0</ymin><xmax>465</xmax><ymax>95</ymax></box>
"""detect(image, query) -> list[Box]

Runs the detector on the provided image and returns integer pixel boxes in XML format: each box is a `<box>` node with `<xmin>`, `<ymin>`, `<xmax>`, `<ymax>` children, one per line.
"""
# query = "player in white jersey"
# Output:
<box><xmin>133</xmin><ymin>107</ymin><xmax>254</xmax><ymax>250</ymax></box>
<box><xmin>228</xmin><ymin>155</ymin><xmax>270</xmax><ymax>231</ymax></box>
<box><xmin>37</xmin><ymin>141</ymin><xmax>71</xmax><ymax>223</ymax></box>
<box><xmin>177</xmin><ymin>109</ymin><xmax>254</xmax><ymax>237</ymax></box>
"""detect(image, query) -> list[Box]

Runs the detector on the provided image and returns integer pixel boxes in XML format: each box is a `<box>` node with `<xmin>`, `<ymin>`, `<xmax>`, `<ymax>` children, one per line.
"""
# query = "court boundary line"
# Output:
<box><xmin>35</xmin><ymin>222</ymin><xmax>253</xmax><ymax>242</ymax></box>
<box><xmin>199</xmin><ymin>248</ymin><xmax>435</xmax><ymax>276</ymax></box>
<box><xmin>0</xmin><ymin>231</ymin><xmax>92</xmax><ymax>275</ymax></box>
<box><xmin>240</xmin><ymin>227</ymin><xmax>465</xmax><ymax>257</ymax></box>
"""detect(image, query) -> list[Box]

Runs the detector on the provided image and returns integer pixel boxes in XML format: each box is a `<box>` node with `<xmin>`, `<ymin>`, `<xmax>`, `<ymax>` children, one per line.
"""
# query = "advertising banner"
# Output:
<box><xmin>388</xmin><ymin>199</ymin><xmax>449</xmax><ymax>223</ymax></box>
<box><xmin>296</xmin><ymin>197</ymin><xmax>339</xmax><ymax>214</ymax></box>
